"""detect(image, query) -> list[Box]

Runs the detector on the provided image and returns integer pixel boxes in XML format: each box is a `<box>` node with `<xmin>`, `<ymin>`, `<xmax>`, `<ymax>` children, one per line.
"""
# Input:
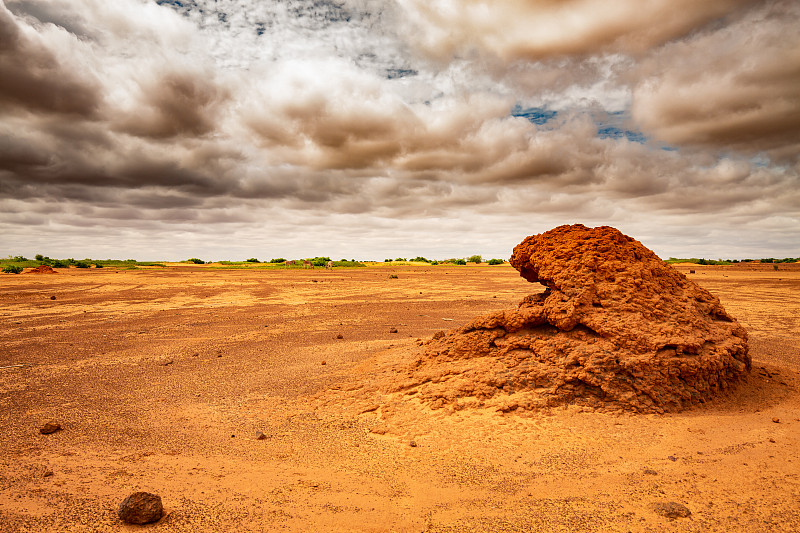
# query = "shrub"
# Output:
<box><xmin>12</xmin><ymin>255</ymin><xmax>27</xmax><ymax>262</ymax></box>
<box><xmin>246</xmin><ymin>258</ymin><xmax>260</xmax><ymax>263</ymax></box>
<box><xmin>394</xmin><ymin>257</ymin><xmax>406</xmax><ymax>262</ymax></box>
<box><xmin>188</xmin><ymin>258</ymin><xmax>205</xmax><ymax>264</ymax></box>
<box><xmin>452</xmin><ymin>258</ymin><xmax>466</xmax><ymax>265</ymax></box>
<box><xmin>384</xmin><ymin>259</ymin><xmax>391</xmax><ymax>262</ymax></box>
<box><xmin>2</xmin><ymin>265</ymin><xmax>23</xmax><ymax>274</ymax></box>
<box><xmin>269</xmin><ymin>258</ymin><xmax>286</xmax><ymax>263</ymax></box>
<box><xmin>467</xmin><ymin>255</ymin><xmax>482</xmax><ymax>264</ymax></box>
<box><xmin>411</xmin><ymin>256</ymin><xmax>429</xmax><ymax>263</ymax></box>
<box><xmin>75</xmin><ymin>261</ymin><xmax>90</xmax><ymax>268</ymax></box>
<box><xmin>430</xmin><ymin>260</ymin><xmax>438</xmax><ymax>265</ymax></box>
<box><xmin>488</xmin><ymin>258</ymin><xmax>505</xmax><ymax>265</ymax></box>
<box><xmin>95</xmin><ymin>263</ymin><xmax>104</xmax><ymax>268</ymax></box>
<box><xmin>52</xmin><ymin>260</ymin><xmax>67</xmax><ymax>268</ymax></box>
<box><xmin>35</xmin><ymin>254</ymin><xmax>44</xmax><ymax>261</ymax></box>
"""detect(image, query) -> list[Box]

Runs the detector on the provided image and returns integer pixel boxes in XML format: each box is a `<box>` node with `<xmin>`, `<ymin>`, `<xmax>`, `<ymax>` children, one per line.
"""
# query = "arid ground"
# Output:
<box><xmin>1</xmin><ymin>262</ymin><xmax>798</xmax><ymax>531</ymax></box>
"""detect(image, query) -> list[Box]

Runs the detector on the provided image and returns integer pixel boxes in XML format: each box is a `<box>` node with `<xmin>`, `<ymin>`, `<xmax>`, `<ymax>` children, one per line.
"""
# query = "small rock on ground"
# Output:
<box><xmin>39</xmin><ymin>422</ymin><xmax>61</xmax><ymax>435</ymax></box>
<box><xmin>653</xmin><ymin>501</ymin><xmax>691</xmax><ymax>519</ymax></box>
<box><xmin>118</xmin><ymin>492</ymin><xmax>164</xmax><ymax>524</ymax></box>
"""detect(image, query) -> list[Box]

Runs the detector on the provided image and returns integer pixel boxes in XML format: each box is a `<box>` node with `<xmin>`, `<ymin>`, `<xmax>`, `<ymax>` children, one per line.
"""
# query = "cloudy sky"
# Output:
<box><xmin>1</xmin><ymin>0</ymin><xmax>798</xmax><ymax>261</ymax></box>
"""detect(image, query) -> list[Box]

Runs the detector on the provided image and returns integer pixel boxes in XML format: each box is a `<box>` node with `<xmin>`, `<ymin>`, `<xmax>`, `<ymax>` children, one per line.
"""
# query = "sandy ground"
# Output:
<box><xmin>1</xmin><ymin>262</ymin><xmax>798</xmax><ymax>532</ymax></box>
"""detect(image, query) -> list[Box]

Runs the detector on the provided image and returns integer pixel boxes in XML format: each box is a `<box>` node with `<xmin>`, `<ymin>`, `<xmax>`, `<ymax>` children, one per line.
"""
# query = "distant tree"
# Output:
<box><xmin>467</xmin><ymin>255</ymin><xmax>482</xmax><ymax>264</ymax></box>
<box><xmin>246</xmin><ymin>258</ymin><xmax>260</xmax><ymax>263</ymax></box>
<box><xmin>188</xmin><ymin>258</ymin><xmax>205</xmax><ymax>264</ymax></box>
<box><xmin>95</xmin><ymin>263</ymin><xmax>104</xmax><ymax>268</ymax></box>
<box><xmin>488</xmin><ymin>258</ymin><xmax>504</xmax><ymax>265</ymax></box>
<box><xmin>12</xmin><ymin>255</ymin><xmax>27</xmax><ymax>262</ymax></box>
<box><xmin>75</xmin><ymin>261</ymin><xmax>90</xmax><ymax>268</ymax></box>
<box><xmin>2</xmin><ymin>265</ymin><xmax>23</xmax><ymax>274</ymax></box>
<box><xmin>411</xmin><ymin>256</ymin><xmax>429</xmax><ymax>263</ymax></box>
<box><xmin>52</xmin><ymin>260</ymin><xmax>67</xmax><ymax>268</ymax></box>
<box><xmin>394</xmin><ymin>257</ymin><xmax>407</xmax><ymax>262</ymax></box>
<box><xmin>269</xmin><ymin>258</ymin><xmax>286</xmax><ymax>263</ymax></box>
<box><xmin>35</xmin><ymin>254</ymin><xmax>44</xmax><ymax>261</ymax></box>
<box><xmin>452</xmin><ymin>258</ymin><xmax>466</xmax><ymax>265</ymax></box>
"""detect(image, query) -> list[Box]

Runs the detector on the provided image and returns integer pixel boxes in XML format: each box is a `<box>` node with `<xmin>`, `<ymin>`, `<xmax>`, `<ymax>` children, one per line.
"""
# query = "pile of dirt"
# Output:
<box><xmin>26</xmin><ymin>265</ymin><xmax>57</xmax><ymax>274</ymax></box>
<box><xmin>393</xmin><ymin>224</ymin><xmax>750</xmax><ymax>413</ymax></box>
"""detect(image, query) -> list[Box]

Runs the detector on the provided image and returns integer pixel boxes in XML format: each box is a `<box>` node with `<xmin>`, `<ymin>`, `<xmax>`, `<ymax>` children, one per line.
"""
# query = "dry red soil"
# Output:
<box><xmin>1</xmin><ymin>262</ymin><xmax>799</xmax><ymax>531</ymax></box>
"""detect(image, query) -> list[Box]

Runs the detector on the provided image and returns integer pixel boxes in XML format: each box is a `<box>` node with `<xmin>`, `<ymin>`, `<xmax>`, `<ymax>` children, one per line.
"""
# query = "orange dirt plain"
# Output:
<box><xmin>1</xmin><ymin>262</ymin><xmax>798</xmax><ymax>532</ymax></box>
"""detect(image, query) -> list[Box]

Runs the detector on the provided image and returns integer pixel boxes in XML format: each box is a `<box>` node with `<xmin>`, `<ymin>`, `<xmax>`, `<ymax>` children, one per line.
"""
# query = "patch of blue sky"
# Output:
<box><xmin>597</xmin><ymin>125</ymin><xmax>647</xmax><ymax>143</ymax></box>
<box><xmin>512</xmin><ymin>106</ymin><xmax>557</xmax><ymax>125</ymax></box>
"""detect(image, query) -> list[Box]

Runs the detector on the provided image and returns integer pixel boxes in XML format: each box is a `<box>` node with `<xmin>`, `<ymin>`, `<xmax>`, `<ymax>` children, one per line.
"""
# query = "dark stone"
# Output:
<box><xmin>389</xmin><ymin>328</ymin><xmax>398</xmax><ymax>333</ymax></box>
<box><xmin>117</xmin><ymin>492</ymin><xmax>163</xmax><ymax>524</ymax></box>
<box><xmin>336</xmin><ymin>334</ymin><xmax>343</xmax><ymax>339</ymax></box>
<box><xmin>50</xmin><ymin>296</ymin><xmax>56</xmax><ymax>300</ymax></box>
<box><xmin>653</xmin><ymin>501</ymin><xmax>691</xmax><ymax>519</ymax></box>
<box><xmin>432</xmin><ymin>331</ymin><xmax>445</xmax><ymax>340</ymax></box>
<box><xmin>256</xmin><ymin>431</ymin><xmax>270</xmax><ymax>440</ymax></box>
<box><xmin>39</xmin><ymin>422</ymin><xmax>61</xmax><ymax>435</ymax></box>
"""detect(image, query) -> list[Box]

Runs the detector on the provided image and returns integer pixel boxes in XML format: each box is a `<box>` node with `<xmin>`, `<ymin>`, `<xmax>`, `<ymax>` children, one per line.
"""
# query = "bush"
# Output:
<box><xmin>411</xmin><ymin>256</ymin><xmax>429</xmax><ymax>263</ymax></box>
<box><xmin>35</xmin><ymin>254</ymin><xmax>44</xmax><ymax>261</ymax></box>
<box><xmin>2</xmin><ymin>265</ymin><xmax>23</xmax><ymax>274</ymax></box>
<box><xmin>430</xmin><ymin>260</ymin><xmax>438</xmax><ymax>265</ymax></box>
<box><xmin>312</xmin><ymin>256</ymin><xmax>332</xmax><ymax>267</ymax></box>
<box><xmin>488</xmin><ymin>258</ymin><xmax>505</xmax><ymax>265</ymax></box>
<box><xmin>467</xmin><ymin>255</ymin><xmax>482</xmax><ymax>264</ymax></box>
<box><xmin>246</xmin><ymin>258</ymin><xmax>260</xmax><ymax>263</ymax></box>
<box><xmin>188</xmin><ymin>258</ymin><xmax>205</xmax><ymax>264</ymax></box>
<box><xmin>75</xmin><ymin>261</ymin><xmax>90</xmax><ymax>268</ymax></box>
<box><xmin>95</xmin><ymin>263</ymin><xmax>104</xmax><ymax>268</ymax></box>
<box><xmin>452</xmin><ymin>258</ymin><xmax>466</xmax><ymax>265</ymax></box>
<box><xmin>52</xmin><ymin>260</ymin><xmax>67</xmax><ymax>268</ymax></box>
<box><xmin>269</xmin><ymin>258</ymin><xmax>286</xmax><ymax>263</ymax></box>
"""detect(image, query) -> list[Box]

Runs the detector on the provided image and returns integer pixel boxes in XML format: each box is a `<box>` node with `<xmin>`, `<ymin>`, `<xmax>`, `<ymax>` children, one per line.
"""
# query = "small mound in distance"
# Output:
<box><xmin>394</xmin><ymin>224</ymin><xmax>750</xmax><ymax>414</ymax></box>
<box><xmin>26</xmin><ymin>265</ymin><xmax>58</xmax><ymax>274</ymax></box>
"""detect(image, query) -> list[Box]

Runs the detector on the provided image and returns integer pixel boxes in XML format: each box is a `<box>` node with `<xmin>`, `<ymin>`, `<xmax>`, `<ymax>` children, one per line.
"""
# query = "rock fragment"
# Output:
<box><xmin>391</xmin><ymin>225</ymin><xmax>750</xmax><ymax>414</ymax></box>
<box><xmin>39</xmin><ymin>422</ymin><xmax>61</xmax><ymax>435</ymax></box>
<box><xmin>653</xmin><ymin>501</ymin><xmax>691</xmax><ymax>519</ymax></box>
<box><xmin>117</xmin><ymin>492</ymin><xmax>163</xmax><ymax>524</ymax></box>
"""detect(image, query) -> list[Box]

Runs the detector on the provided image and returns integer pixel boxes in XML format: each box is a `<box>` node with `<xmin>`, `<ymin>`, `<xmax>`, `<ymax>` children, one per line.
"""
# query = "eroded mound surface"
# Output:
<box><xmin>26</xmin><ymin>265</ymin><xmax>57</xmax><ymax>274</ymax></box>
<box><xmin>394</xmin><ymin>224</ymin><xmax>750</xmax><ymax>413</ymax></box>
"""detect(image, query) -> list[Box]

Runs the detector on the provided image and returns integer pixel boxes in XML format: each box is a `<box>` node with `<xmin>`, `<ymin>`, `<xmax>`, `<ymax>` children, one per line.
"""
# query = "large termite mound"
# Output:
<box><xmin>396</xmin><ymin>224</ymin><xmax>750</xmax><ymax>414</ymax></box>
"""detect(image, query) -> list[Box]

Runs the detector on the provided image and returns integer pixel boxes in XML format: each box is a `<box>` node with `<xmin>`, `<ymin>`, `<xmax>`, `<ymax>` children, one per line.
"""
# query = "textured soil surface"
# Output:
<box><xmin>1</xmin><ymin>262</ymin><xmax>799</xmax><ymax>531</ymax></box>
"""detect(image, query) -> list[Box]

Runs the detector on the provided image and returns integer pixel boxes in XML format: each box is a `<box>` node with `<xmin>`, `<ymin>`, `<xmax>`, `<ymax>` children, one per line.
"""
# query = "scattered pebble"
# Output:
<box><xmin>256</xmin><ymin>432</ymin><xmax>270</xmax><ymax>440</ymax></box>
<box><xmin>118</xmin><ymin>492</ymin><xmax>164</xmax><ymax>525</ymax></box>
<box><xmin>643</xmin><ymin>468</ymin><xmax>658</xmax><ymax>475</ymax></box>
<box><xmin>50</xmin><ymin>296</ymin><xmax>56</xmax><ymax>300</ymax></box>
<box><xmin>667</xmin><ymin>456</ymin><xmax>678</xmax><ymax>462</ymax></box>
<box><xmin>769</xmin><ymin>438</ymin><xmax>776</xmax><ymax>443</ymax></box>
<box><xmin>389</xmin><ymin>328</ymin><xmax>398</xmax><ymax>333</ymax></box>
<box><xmin>39</xmin><ymin>422</ymin><xmax>61</xmax><ymax>435</ymax></box>
<box><xmin>321</xmin><ymin>361</ymin><xmax>327</xmax><ymax>365</ymax></box>
<box><xmin>336</xmin><ymin>334</ymin><xmax>343</xmax><ymax>339</ymax></box>
<box><xmin>409</xmin><ymin>440</ymin><xmax>417</xmax><ymax>447</ymax></box>
<box><xmin>772</xmin><ymin>417</ymin><xmax>780</xmax><ymax>423</ymax></box>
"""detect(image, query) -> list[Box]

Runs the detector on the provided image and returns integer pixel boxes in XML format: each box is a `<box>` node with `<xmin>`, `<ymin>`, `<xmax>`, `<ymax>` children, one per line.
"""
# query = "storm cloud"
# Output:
<box><xmin>0</xmin><ymin>0</ymin><xmax>797</xmax><ymax>261</ymax></box>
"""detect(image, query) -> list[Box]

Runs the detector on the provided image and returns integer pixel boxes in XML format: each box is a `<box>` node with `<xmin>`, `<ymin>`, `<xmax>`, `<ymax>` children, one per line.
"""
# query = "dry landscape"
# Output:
<box><xmin>1</xmin><ymin>259</ymin><xmax>799</xmax><ymax>531</ymax></box>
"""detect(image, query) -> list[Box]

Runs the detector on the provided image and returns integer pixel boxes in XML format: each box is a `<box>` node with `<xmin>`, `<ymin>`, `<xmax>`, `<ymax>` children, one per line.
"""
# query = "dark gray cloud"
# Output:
<box><xmin>0</xmin><ymin>4</ymin><xmax>100</xmax><ymax>116</ymax></box>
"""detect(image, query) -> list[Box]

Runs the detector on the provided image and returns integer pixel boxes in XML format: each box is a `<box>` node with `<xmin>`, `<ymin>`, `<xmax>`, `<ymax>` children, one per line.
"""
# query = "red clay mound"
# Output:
<box><xmin>395</xmin><ymin>224</ymin><xmax>750</xmax><ymax>414</ymax></box>
<box><xmin>26</xmin><ymin>265</ymin><xmax>57</xmax><ymax>274</ymax></box>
